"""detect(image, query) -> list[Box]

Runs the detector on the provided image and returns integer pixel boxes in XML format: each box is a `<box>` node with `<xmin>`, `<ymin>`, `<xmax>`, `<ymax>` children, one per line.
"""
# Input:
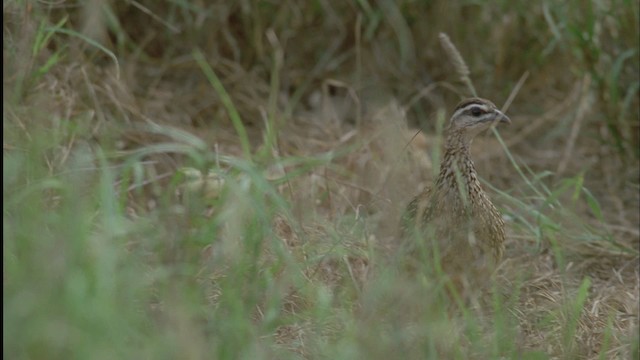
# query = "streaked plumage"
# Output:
<box><xmin>402</xmin><ymin>98</ymin><xmax>510</xmax><ymax>283</ymax></box>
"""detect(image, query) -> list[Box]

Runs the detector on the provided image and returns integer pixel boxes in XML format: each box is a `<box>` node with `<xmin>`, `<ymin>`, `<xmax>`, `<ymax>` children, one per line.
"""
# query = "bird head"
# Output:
<box><xmin>448</xmin><ymin>98</ymin><xmax>511</xmax><ymax>140</ymax></box>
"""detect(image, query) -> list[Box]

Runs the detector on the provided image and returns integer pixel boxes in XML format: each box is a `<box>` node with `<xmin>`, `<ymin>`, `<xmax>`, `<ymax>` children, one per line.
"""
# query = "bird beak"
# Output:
<box><xmin>495</xmin><ymin>110</ymin><xmax>511</xmax><ymax>125</ymax></box>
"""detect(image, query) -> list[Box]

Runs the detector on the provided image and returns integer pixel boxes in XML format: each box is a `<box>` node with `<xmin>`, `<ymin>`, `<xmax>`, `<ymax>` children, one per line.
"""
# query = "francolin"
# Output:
<box><xmin>402</xmin><ymin>97</ymin><xmax>510</xmax><ymax>291</ymax></box>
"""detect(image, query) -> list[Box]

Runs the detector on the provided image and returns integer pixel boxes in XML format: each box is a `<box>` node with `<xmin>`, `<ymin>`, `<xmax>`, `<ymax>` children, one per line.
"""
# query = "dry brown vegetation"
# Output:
<box><xmin>4</xmin><ymin>1</ymin><xmax>639</xmax><ymax>359</ymax></box>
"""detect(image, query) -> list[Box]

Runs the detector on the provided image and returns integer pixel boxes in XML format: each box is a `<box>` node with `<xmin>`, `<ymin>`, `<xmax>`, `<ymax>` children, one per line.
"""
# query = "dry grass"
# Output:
<box><xmin>4</xmin><ymin>1</ymin><xmax>639</xmax><ymax>359</ymax></box>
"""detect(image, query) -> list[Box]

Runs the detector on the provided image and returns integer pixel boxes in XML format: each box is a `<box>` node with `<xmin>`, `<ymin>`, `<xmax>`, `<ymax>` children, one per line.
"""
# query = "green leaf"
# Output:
<box><xmin>582</xmin><ymin>187</ymin><xmax>604</xmax><ymax>222</ymax></box>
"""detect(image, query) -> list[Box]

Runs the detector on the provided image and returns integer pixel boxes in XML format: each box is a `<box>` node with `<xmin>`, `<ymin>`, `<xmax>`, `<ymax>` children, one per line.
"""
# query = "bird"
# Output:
<box><xmin>401</xmin><ymin>97</ymin><xmax>510</xmax><ymax>292</ymax></box>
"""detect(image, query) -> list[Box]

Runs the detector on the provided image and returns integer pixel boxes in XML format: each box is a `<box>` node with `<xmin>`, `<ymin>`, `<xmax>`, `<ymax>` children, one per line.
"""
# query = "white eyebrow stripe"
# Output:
<box><xmin>452</xmin><ymin>103</ymin><xmax>491</xmax><ymax>118</ymax></box>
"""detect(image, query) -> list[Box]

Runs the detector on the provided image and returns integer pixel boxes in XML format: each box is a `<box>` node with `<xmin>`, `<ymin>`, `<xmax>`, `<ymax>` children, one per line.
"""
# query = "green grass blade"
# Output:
<box><xmin>193</xmin><ymin>48</ymin><xmax>252</xmax><ymax>162</ymax></box>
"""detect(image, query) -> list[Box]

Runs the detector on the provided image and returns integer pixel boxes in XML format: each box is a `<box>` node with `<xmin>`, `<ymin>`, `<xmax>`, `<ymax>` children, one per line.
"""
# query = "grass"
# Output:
<box><xmin>3</xmin><ymin>1</ymin><xmax>639</xmax><ymax>359</ymax></box>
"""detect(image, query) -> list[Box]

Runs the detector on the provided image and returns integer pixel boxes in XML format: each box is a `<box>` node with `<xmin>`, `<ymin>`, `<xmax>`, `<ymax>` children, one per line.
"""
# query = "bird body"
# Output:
<box><xmin>402</xmin><ymin>98</ymin><xmax>509</xmax><ymax>282</ymax></box>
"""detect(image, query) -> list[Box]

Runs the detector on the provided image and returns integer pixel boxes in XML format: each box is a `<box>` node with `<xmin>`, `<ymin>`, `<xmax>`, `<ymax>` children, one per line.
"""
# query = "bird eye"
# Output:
<box><xmin>470</xmin><ymin>108</ymin><xmax>484</xmax><ymax>117</ymax></box>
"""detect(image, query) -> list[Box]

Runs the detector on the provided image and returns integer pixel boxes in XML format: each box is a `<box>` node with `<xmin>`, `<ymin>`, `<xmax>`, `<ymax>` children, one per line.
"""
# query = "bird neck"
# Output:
<box><xmin>435</xmin><ymin>130</ymin><xmax>479</xmax><ymax>191</ymax></box>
